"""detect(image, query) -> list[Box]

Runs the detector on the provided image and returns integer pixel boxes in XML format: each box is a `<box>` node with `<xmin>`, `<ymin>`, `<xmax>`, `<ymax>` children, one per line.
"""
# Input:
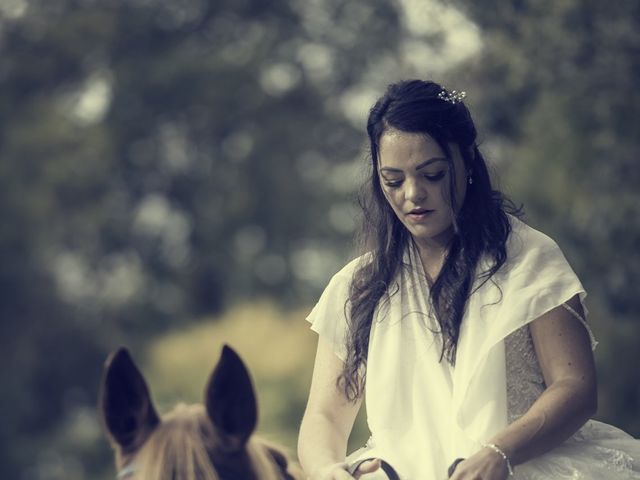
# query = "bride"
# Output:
<box><xmin>297</xmin><ymin>79</ymin><xmax>640</xmax><ymax>479</ymax></box>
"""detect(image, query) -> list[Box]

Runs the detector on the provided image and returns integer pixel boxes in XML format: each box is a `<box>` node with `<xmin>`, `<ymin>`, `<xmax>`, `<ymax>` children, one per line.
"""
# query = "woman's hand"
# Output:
<box><xmin>309</xmin><ymin>459</ymin><xmax>382</xmax><ymax>480</ymax></box>
<box><xmin>448</xmin><ymin>447</ymin><xmax>509</xmax><ymax>480</ymax></box>
<box><xmin>352</xmin><ymin>459</ymin><xmax>382</xmax><ymax>478</ymax></box>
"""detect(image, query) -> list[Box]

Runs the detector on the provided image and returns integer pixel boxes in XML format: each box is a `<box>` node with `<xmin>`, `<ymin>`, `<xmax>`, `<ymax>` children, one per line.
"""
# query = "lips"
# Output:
<box><xmin>408</xmin><ymin>207</ymin><xmax>433</xmax><ymax>215</ymax></box>
<box><xmin>406</xmin><ymin>208</ymin><xmax>434</xmax><ymax>223</ymax></box>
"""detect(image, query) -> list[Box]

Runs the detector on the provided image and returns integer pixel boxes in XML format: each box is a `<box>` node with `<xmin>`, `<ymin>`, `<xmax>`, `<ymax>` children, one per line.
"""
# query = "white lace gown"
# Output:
<box><xmin>307</xmin><ymin>217</ymin><xmax>640</xmax><ymax>479</ymax></box>
<box><xmin>503</xmin><ymin>325</ymin><xmax>639</xmax><ymax>479</ymax></box>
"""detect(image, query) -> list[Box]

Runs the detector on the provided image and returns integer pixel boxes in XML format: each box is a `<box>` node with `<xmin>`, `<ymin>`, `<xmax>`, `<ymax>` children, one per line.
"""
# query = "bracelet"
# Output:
<box><xmin>481</xmin><ymin>443</ymin><xmax>514</xmax><ymax>476</ymax></box>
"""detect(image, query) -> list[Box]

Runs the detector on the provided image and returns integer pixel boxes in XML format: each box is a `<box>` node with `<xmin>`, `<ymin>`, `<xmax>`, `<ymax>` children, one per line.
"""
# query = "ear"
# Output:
<box><xmin>204</xmin><ymin>345</ymin><xmax>257</xmax><ymax>450</ymax></box>
<box><xmin>99</xmin><ymin>347</ymin><xmax>160</xmax><ymax>453</ymax></box>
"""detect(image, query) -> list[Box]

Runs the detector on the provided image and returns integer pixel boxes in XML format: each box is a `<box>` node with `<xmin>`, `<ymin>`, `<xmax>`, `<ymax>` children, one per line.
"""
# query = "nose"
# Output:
<box><xmin>405</xmin><ymin>177</ymin><xmax>427</xmax><ymax>204</ymax></box>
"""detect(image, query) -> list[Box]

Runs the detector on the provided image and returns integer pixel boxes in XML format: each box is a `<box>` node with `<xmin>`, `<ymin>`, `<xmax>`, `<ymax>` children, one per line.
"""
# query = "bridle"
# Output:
<box><xmin>348</xmin><ymin>456</ymin><xmax>463</xmax><ymax>479</ymax></box>
<box><xmin>119</xmin><ymin>455</ymin><xmax>458</xmax><ymax>479</ymax></box>
<box><xmin>347</xmin><ymin>458</ymin><xmax>401</xmax><ymax>480</ymax></box>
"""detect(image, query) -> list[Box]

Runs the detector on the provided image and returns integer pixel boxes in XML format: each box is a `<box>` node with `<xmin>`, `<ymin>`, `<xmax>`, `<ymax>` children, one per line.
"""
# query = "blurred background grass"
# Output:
<box><xmin>143</xmin><ymin>300</ymin><xmax>369</xmax><ymax>453</ymax></box>
<box><xmin>1</xmin><ymin>0</ymin><xmax>638</xmax><ymax>478</ymax></box>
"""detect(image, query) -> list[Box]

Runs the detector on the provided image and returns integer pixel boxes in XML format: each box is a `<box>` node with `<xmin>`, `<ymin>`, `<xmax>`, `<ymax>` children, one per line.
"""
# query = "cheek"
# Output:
<box><xmin>381</xmin><ymin>187</ymin><xmax>402</xmax><ymax>210</ymax></box>
<box><xmin>438</xmin><ymin>182</ymin><xmax>449</xmax><ymax>202</ymax></box>
<box><xmin>432</xmin><ymin>181</ymin><xmax>450</xmax><ymax>207</ymax></box>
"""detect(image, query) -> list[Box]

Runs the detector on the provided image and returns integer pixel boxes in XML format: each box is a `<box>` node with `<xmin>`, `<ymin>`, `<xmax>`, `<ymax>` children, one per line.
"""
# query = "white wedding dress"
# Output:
<box><xmin>501</xmin><ymin>324</ymin><xmax>639</xmax><ymax>479</ymax></box>
<box><xmin>307</xmin><ymin>216</ymin><xmax>640</xmax><ymax>479</ymax></box>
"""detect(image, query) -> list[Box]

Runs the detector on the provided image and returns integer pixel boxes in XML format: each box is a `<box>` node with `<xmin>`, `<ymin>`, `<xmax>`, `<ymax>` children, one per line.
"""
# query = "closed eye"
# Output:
<box><xmin>383</xmin><ymin>180</ymin><xmax>402</xmax><ymax>188</ymax></box>
<box><xmin>424</xmin><ymin>171</ymin><xmax>445</xmax><ymax>182</ymax></box>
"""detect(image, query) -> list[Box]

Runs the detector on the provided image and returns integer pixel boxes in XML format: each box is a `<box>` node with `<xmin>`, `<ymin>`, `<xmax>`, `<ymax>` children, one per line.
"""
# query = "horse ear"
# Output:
<box><xmin>99</xmin><ymin>347</ymin><xmax>160</xmax><ymax>453</ymax></box>
<box><xmin>204</xmin><ymin>345</ymin><xmax>257</xmax><ymax>450</ymax></box>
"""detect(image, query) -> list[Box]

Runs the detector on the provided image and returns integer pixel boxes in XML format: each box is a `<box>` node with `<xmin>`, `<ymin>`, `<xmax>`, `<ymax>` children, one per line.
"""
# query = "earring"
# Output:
<box><xmin>468</xmin><ymin>176</ymin><xmax>473</xmax><ymax>185</ymax></box>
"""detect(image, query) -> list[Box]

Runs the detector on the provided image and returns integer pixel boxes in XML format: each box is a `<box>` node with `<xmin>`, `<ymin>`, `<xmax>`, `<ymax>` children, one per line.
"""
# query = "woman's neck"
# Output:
<box><xmin>413</xmin><ymin>235</ymin><xmax>451</xmax><ymax>285</ymax></box>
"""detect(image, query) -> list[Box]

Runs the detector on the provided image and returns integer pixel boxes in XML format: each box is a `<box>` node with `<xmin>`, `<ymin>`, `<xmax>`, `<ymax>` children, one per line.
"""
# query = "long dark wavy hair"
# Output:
<box><xmin>338</xmin><ymin>79</ymin><xmax>521</xmax><ymax>400</ymax></box>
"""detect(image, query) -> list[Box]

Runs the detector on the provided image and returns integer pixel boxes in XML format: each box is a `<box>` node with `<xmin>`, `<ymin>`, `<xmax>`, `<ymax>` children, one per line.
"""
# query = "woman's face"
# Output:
<box><xmin>377</xmin><ymin>128</ymin><xmax>468</xmax><ymax>250</ymax></box>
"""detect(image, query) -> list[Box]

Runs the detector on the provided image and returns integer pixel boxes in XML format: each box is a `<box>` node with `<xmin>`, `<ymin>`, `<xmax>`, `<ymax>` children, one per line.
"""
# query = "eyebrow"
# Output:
<box><xmin>379</xmin><ymin>157</ymin><xmax>449</xmax><ymax>173</ymax></box>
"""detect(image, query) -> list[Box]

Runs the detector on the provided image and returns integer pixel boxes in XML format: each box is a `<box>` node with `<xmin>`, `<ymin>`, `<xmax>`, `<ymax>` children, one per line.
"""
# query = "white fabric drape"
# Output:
<box><xmin>307</xmin><ymin>217</ymin><xmax>637</xmax><ymax>479</ymax></box>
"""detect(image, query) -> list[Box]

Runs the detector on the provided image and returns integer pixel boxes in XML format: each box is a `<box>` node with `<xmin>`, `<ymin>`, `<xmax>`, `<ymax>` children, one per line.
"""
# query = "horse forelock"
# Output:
<box><xmin>132</xmin><ymin>403</ymin><xmax>293</xmax><ymax>480</ymax></box>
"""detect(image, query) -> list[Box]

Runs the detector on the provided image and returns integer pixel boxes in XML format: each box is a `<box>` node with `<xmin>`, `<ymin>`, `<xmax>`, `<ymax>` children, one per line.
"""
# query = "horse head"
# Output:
<box><xmin>99</xmin><ymin>344</ymin><xmax>300</xmax><ymax>479</ymax></box>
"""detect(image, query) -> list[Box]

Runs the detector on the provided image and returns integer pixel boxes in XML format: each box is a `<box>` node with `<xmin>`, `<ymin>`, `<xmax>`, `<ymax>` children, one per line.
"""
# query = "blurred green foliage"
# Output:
<box><xmin>0</xmin><ymin>0</ymin><xmax>638</xmax><ymax>478</ymax></box>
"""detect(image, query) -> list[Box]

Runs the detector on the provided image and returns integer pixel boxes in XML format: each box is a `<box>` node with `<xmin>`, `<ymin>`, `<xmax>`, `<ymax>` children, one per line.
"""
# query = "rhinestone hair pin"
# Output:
<box><xmin>437</xmin><ymin>88</ymin><xmax>466</xmax><ymax>104</ymax></box>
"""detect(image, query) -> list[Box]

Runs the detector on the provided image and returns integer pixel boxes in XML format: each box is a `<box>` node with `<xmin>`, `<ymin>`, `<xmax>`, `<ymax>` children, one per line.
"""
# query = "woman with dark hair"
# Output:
<box><xmin>297</xmin><ymin>80</ymin><xmax>640</xmax><ymax>479</ymax></box>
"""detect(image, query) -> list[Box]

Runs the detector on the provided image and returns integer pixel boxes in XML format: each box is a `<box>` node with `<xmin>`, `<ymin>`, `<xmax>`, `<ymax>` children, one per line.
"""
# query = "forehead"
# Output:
<box><xmin>378</xmin><ymin>129</ymin><xmax>446</xmax><ymax>168</ymax></box>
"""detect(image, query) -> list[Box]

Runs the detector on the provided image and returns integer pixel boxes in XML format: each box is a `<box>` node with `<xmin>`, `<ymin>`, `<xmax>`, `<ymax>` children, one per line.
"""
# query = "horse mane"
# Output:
<box><xmin>133</xmin><ymin>403</ymin><xmax>286</xmax><ymax>480</ymax></box>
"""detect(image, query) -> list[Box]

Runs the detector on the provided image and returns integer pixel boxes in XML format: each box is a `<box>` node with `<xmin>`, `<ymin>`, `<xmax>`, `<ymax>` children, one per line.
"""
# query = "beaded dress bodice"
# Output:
<box><xmin>504</xmin><ymin>326</ymin><xmax>546</xmax><ymax>423</ymax></box>
<box><xmin>504</xmin><ymin>303</ymin><xmax>596</xmax><ymax>424</ymax></box>
<box><xmin>503</xmin><ymin>325</ymin><xmax>639</xmax><ymax>478</ymax></box>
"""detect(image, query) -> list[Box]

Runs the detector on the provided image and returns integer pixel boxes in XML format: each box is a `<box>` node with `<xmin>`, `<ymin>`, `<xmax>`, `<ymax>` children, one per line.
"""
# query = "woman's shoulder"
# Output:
<box><xmin>488</xmin><ymin>215</ymin><xmax>576</xmax><ymax>284</ymax></box>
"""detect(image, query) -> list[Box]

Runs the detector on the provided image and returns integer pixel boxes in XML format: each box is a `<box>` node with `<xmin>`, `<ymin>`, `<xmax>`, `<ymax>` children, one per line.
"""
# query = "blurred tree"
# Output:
<box><xmin>453</xmin><ymin>0</ymin><xmax>640</xmax><ymax>434</ymax></box>
<box><xmin>0</xmin><ymin>0</ymin><xmax>407</xmax><ymax>477</ymax></box>
<box><xmin>3</xmin><ymin>0</ymin><xmax>637</xmax><ymax>477</ymax></box>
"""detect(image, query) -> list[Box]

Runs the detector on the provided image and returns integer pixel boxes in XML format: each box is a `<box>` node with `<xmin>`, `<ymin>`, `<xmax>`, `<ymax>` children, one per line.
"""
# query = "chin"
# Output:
<box><xmin>408</xmin><ymin>224</ymin><xmax>452</xmax><ymax>245</ymax></box>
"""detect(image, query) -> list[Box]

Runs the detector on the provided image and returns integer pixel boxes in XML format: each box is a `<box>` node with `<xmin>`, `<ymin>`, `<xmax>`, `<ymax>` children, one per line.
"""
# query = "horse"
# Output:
<box><xmin>99</xmin><ymin>344</ymin><xmax>303</xmax><ymax>480</ymax></box>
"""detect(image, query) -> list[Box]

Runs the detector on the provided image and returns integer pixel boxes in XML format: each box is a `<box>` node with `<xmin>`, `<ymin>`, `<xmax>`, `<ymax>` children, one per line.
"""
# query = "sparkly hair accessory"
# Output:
<box><xmin>437</xmin><ymin>88</ymin><xmax>466</xmax><ymax>104</ymax></box>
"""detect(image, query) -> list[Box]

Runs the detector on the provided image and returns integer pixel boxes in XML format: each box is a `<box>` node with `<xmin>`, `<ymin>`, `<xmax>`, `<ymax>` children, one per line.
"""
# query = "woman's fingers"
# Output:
<box><xmin>353</xmin><ymin>458</ymin><xmax>381</xmax><ymax>478</ymax></box>
<box><xmin>446</xmin><ymin>451</ymin><xmax>509</xmax><ymax>480</ymax></box>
